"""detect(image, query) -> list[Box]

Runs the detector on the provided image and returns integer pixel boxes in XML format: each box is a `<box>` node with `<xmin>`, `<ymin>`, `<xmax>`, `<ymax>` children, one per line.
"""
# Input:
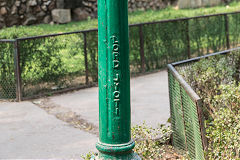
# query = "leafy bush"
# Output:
<box><xmin>0</xmin><ymin>26</ymin><xmax>45</xmax><ymax>39</ymax></box>
<box><xmin>180</xmin><ymin>51</ymin><xmax>240</xmax><ymax>159</ymax></box>
<box><xmin>206</xmin><ymin>105</ymin><xmax>240</xmax><ymax>159</ymax></box>
<box><xmin>132</xmin><ymin>123</ymin><xmax>173</xmax><ymax>159</ymax></box>
<box><xmin>181</xmin><ymin>54</ymin><xmax>236</xmax><ymax>117</ymax></box>
<box><xmin>206</xmin><ymin>83</ymin><xmax>240</xmax><ymax>159</ymax></box>
<box><xmin>81</xmin><ymin>123</ymin><xmax>186</xmax><ymax>160</ymax></box>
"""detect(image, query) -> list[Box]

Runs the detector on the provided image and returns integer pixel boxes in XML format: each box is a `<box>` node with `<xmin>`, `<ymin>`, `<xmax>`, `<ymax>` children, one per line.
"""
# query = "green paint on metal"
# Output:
<box><xmin>168</xmin><ymin>70</ymin><xmax>205</xmax><ymax>160</ymax></box>
<box><xmin>98</xmin><ymin>152</ymin><xmax>141</xmax><ymax>160</ymax></box>
<box><xmin>97</xmin><ymin>0</ymin><xmax>139</xmax><ymax>159</ymax></box>
<box><xmin>168</xmin><ymin>71</ymin><xmax>187</xmax><ymax>150</ymax></box>
<box><xmin>96</xmin><ymin>140</ymin><xmax>135</xmax><ymax>153</ymax></box>
<box><xmin>181</xmin><ymin>88</ymin><xmax>204</xmax><ymax>159</ymax></box>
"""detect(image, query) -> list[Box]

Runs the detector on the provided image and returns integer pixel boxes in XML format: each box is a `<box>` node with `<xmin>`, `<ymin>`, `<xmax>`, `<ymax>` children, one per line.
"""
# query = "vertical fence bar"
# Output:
<box><xmin>224</xmin><ymin>14</ymin><xmax>230</xmax><ymax>49</ymax></box>
<box><xmin>185</xmin><ymin>20</ymin><xmax>191</xmax><ymax>59</ymax></box>
<box><xmin>196</xmin><ymin>100</ymin><xmax>208</xmax><ymax>154</ymax></box>
<box><xmin>139</xmin><ymin>24</ymin><xmax>146</xmax><ymax>73</ymax></box>
<box><xmin>14</xmin><ymin>40</ymin><xmax>22</xmax><ymax>101</ymax></box>
<box><xmin>83</xmin><ymin>32</ymin><xmax>89</xmax><ymax>85</ymax></box>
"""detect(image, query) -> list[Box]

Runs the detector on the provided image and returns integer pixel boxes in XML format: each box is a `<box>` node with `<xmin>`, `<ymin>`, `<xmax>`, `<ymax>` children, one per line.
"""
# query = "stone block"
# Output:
<box><xmin>56</xmin><ymin>0</ymin><xmax>64</xmax><ymax>8</ymax></box>
<box><xmin>23</xmin><ymin>15</ymin><xmax>37</xmax><ymax>25</ymax></box>
<box><xmin>43</xmin><ymin>15</ymin><xmax>51</xmax><ymax>23</ymax></box>
<box><xmin>51</xmin><ymin>9</ymin><xmax>71</xmax><ymax>24</ymax></box>
<box><xmin>178</xmin><ymin>0</ymin><xmax>202</xmax><ymax>8</ymax></box>
<box><xmin>28</xmin><ymin>0</ymin><xmax>37</xmax><ymax>7</ymax></box>
<box><xmin>56</xmin><ymin>0</ymin><xmax>83</xmax><ymax>9</ymax></box>
<box><xmin>0</xmin><ymin>7</ymin><xmax>7</xmax><ymax>15</ymax></box>
<box><xmin>73</xmin><ymin>8</ymin><xmax>89</xmax><ymax>21</ymax></box>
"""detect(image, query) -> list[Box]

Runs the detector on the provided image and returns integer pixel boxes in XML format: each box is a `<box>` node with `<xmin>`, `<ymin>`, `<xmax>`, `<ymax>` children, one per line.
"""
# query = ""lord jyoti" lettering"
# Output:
<box><xmin>111</xmin><ymin>35</ymin><xmax>120</xmax><ymax>116</ymax></box>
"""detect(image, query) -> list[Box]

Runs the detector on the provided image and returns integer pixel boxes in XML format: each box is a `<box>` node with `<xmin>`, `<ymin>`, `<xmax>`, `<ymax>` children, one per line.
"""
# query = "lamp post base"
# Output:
<box><xmin>95</xmin><ymin>140</ymin><xmax>141</xmax><ymax>160</ymax></box>
<box><xmin>98</xmin><ymin>152</ymin><xmax>141</xmax><ymax>160</ymax></box>
<box><xmin>93</xmin><ymin>152</ymin><xmax>141</xmax><ymax>160</ymax></box>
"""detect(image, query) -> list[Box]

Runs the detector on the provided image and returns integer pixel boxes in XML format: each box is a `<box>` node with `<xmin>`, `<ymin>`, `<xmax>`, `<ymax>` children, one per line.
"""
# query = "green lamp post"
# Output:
<box><xmin>96</xmin><ymin>0</ymin><xmax>140</xmax><ymax>159</ymax></box>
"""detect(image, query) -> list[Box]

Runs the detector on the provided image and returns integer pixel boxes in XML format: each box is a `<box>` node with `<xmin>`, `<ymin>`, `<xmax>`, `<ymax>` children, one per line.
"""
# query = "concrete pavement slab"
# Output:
<box><xmin>0</xmin><ymin>102</ymin><xmax>97</xmax><ymax>159</ymax></box>
<box><xmin>0</xmin><ymin>70</ymin><xmax>170</xmax><ymax>159</ymax></box>
<box><xmin>49</xmin><ymin>70</ymin><xmax>170</xmax><ymax>128</ymax></box>
<box><xmin>131</xmin><ymin>70</ymin><xmax>170</xmax><ymax>127</ymax></box>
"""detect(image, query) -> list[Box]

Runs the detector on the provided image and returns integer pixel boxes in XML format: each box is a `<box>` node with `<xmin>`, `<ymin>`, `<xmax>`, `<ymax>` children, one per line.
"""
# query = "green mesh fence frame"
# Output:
<box><xmin>172</xmin><ymin>48</ymin><xmax>240</xmax><ymax>159</ymax></box>
<box><xmin>189</xmin><ymin>16</ymin><xmax>227</xmax><ymax>57</ymax></box>
<box><xmin>168</xmin><ymin>71</ymin><xmax>187</xmax><ymax>150</ymax></box>
<box><xmin>168</xmin><ymin>66</ymin><xmax>206</xmax><ymax>160</ymax></box>
<box><xmin>0</xmin><ymin>41</ymin><xmax>16</xmax><ymax>99</ymax></box>
<box><xmin>181</xmin><ymin>88</ymin><xmax>205</xmax><ymax>159</ymax></box>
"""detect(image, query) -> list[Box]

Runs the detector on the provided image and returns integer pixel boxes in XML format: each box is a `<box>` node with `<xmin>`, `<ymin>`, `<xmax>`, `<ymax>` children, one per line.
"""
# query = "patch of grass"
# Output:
<box><xmin>1</xmin><ymin>1</ymin><xmax>240</xmax><ymax>38</ymax></box>
<box><xmin>129</xmin><ymin>1</ymin><xmax>240</xmax><ymax>24</ymax></box>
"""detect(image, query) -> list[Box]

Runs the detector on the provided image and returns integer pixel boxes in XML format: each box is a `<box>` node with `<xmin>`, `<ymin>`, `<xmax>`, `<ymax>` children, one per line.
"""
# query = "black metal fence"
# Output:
<box><xmin>1</xmin><ymin>11</ymin><xmax>240</xmax><ymax>101</ymax></box>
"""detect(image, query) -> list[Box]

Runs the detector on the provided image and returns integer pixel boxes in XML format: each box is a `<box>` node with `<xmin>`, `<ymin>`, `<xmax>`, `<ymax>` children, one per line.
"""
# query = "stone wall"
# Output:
<box><xmin>0</xmin><ymin>0</ymin><xmax>56</xmax><ymax>28</ymax></box>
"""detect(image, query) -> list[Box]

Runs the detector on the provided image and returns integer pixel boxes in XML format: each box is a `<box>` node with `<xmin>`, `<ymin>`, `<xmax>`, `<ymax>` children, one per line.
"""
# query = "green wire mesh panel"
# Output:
<box><xmin>0</xmin><ymin>42</ymin><xmax>16</xmax><ymax>99</ymax></box>
<box><xmin>86</xmin><ymin>31</ymin><xmax>98</xmax><ymax>84</ymax></box>
<box><xmin>168</xmin><ymin>69</ymin><xmax>205</xmax><ymax>159</ymax></box>
<box><xmin>181</xmin><ymin>88</ymin><xmax>205</xmax><ymax>160</ymax></box>
<box><xmin>143</xmin><ymin>21</ymin><xmax>189</xmax><ymax>71</ymax></box>
<box><xmin>228</xmin><ymin>13</ymin><xmax>240</xmax><ymax>48</ymax></box>
<box><xmin>129</xmin><ymin>26</ymin><xmax>141</xmax><ymax>74</ymax></box>
<box><xmin>168</xmin><ymin>70</ymin><xmax>187</xmax><ymax>150</ymax></box>
<box><xmin>189</xmin><ymin>15</ymin><xmax>227</xmax><ymax>57</ymax></box>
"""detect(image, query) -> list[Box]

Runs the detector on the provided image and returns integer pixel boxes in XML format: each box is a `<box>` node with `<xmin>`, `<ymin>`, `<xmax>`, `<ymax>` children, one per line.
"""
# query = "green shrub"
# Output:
<box><xmin>207</xmin><ymin>79</ymin><xmax>240</xmax><ymax>160</ymax></box>
<box><xmin>180</xmin><ymin>51</ymin><xmax>240</xmax><ymax>159</ymax></box>
<box><xmin>81</xmin><ymin>123</ymin><xmax>186</xmax><ymax>160</ymax></box>
<box><xmin>206</xmin><ymin>107</ymin><xmax>240</xmax><ymax>159</ymax></box>
<box><xmin>0</xmin><ymin>26</ymin><xmax>45</xmax><ymax>39</ymax></box>
<box><xmin>132</xmin><ymin>122</ymin><xmax>173</xmax><ymax>159</ymax></box>
<box><xmin>181</xmin><ymin>54</ymin><xmax>236</xmax><ymax>117</ymax></box>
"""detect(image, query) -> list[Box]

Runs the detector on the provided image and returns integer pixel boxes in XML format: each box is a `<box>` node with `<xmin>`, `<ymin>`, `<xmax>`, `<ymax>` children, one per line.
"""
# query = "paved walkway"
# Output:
<box><xmin>0</xmin><ymin>70</ymin><xmax>169</xmax><ymax>159</ymax></box>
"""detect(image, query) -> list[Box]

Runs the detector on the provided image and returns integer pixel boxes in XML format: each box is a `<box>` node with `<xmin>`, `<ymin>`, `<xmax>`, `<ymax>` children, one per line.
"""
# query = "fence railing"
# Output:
<box><xmin>1</xmin><ymin>11</ymin><xmax>240</xmax><ymax>101</ymax></box>
<box><xmin>168</xmin><ymin>47</ymin><xmax>240</xmax><ymax>159</ymax></box>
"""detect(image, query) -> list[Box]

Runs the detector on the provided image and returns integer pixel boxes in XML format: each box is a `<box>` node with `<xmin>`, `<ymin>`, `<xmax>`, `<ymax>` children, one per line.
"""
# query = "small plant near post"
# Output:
<box><xmin>132</xmin><ymin>123</ymin><xmax>175</xmax><ymax>159</ymax></box>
